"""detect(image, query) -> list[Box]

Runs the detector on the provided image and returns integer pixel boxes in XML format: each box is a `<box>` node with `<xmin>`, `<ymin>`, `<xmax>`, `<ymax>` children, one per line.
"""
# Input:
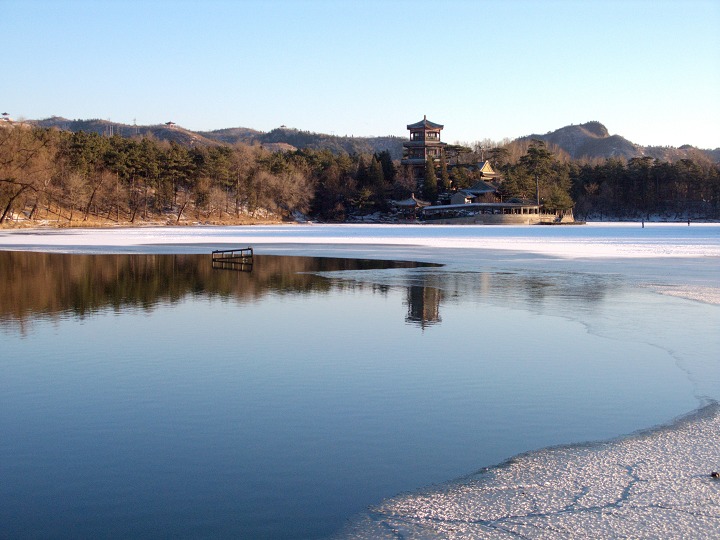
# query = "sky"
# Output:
<box><xmin>3</xmin><ymin>0</ymin><xmax>719</xmax><ymax>149</ymax></box>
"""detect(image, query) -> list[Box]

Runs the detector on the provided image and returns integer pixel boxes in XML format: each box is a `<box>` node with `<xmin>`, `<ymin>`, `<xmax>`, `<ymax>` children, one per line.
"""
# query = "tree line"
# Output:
<box><xmin>1</xmin><ymin>251</ymin><xmax>400</xmax><ymax>327</ymax></box>
<box><xmin>1</xmin><ymin>125</ymin><xmax>718</xmax><ymax>225</ymax></box>
<box><xmin>1</xmin><ymin>125</ymin><xmax>421</xmax><ymax>224</ymax></box>
<box><xmin>569</xmin><ymin>156</ymin><xmax>720</xmax><ymax>219</ymax></box>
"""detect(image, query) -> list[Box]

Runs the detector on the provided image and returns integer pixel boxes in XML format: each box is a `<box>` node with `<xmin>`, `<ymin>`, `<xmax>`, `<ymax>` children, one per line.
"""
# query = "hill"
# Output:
<box><xmin>24</xmin><ymin>117</ymin><xmax>718</xmax><ymax>163</ymax></box>
<box><xmin>28</xmin><ymin>116</ymin><xmax>220</xmax><ymax>147</ymax></box>
<box><xmin>200</xmin><ymin>126</ymin><xmax>405</xmax><ymax>159</ymax></box>
<box><xmin>195</xmin><ymin>126</ymin><xmax>263</xmax><ymax>144</ymax></box>
<box><xmin>520</xmin><ymin>121</ymin><xmax>719</xmax><ymax>162</ymax></box>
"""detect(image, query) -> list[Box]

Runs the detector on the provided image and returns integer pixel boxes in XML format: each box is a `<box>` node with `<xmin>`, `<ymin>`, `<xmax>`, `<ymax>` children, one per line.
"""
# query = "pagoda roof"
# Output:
<box><xmin>407</xmin><ymin>116</ymin><xmax>443</xmax><ymax>130</ymax></box>
<box><xmin>478</xmin><ymin>160</ymin><xmax>496</xmax><ymax>174</ymax></box>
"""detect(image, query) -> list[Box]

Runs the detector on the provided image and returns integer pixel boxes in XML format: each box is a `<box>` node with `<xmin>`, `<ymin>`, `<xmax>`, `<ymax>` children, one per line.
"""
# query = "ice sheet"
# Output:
<box><xmin>2</xmin><ymin>223</ymin><xmax>718</xmax><ymax>303</ymax></box>
<box><xmin>338</xmin><ymin>403</ymin><xmax>720</xmax><ymax>539</ymax></box>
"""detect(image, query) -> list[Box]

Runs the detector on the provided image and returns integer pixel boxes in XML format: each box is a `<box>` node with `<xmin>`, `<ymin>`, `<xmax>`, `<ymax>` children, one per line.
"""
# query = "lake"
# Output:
<box><xmin>1</xmin><ymin>224</ymin><xmax>718</xmax><ymax>538</ymax></box>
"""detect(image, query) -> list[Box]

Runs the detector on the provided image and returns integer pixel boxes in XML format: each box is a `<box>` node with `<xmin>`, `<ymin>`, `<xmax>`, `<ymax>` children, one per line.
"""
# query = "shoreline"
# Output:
<box><xmin>2</xmin><ymin>216</ymin><xmax>720</xmax><ymax>231</ymax></box>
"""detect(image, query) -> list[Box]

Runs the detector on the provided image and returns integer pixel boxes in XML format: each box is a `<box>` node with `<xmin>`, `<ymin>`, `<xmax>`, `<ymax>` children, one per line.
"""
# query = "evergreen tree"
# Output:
<box><xmin>367</xmin><ymin>156</ymin><xmax>388</xmax><ymax>209</ymax></box>
<box><xmin>374</xmin><ymin>150</ymin><xmax>396</xmax><ymax>184</ymax></box>
<box><xmin>367</xmin><ymin>156</ymin><xmax>385</xmax><ymax>188</ymax></box>
<box><xmin>439</xmin><ymin>155</ymin><xmax>450</xmax><ymax>192</ymax></box>
<box><xmin>499</xmin><ymin>167</ymin><xmax>534</xmax><ymax>201</ymax></box>
<box><xmin>450</xmin><ymin>166</ymin><xmax>471</xmax><ymax>190</ymax></box>
<box><xmin>544</xmin><ymin>184</ymin><xmax>574</xmax><ymax>211</ymax></box>
<box><xmin>424</xmin><ymin>157</ymin><xmax>438</xmax><ymax>202</ymax></box>
<box><xmin>355</xmin><ymin>157</ymin><xmax>369</xmax><ymax>188</ymax></box>
<box><xmin>488</xmin><ymin>147</ymin><xmax>511</xmax><ymax>170</ymax></box>
<box><xmin>519</xmin><ymin>139</ymin><xmax>554</xmax><ymax>204</ymax></box>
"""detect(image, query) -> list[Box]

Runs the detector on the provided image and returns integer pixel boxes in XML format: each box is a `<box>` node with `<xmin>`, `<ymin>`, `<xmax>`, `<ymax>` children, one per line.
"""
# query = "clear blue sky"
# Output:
<box><xmin>4</xmin><ymin>0</ymin><xmax>719</xmax><ymax>149</ymax></box>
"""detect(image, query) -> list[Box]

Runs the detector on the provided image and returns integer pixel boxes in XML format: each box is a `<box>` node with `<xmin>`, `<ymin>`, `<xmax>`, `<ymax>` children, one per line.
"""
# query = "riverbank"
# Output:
<box><xmin>0</xmin><ymin>214</ymin><xmax>284</xmax><ymax>229</ymax></box>
<box><xmin>3</xmin><ymin>211</ymin><xmax>717</xmax><ymax>230</ymax></box>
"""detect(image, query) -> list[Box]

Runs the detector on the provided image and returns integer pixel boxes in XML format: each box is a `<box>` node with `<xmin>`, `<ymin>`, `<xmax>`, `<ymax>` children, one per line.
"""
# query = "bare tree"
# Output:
<box><xmin>209</xmin><ymin>186</ymin><xmax>226</xmax><ymax>219</ymax></box>
<box><xmin>63</xmin><ymin>172</ymin><xmax>87</xmax><ymax>222</ymax></box>
<box><xmin>0</xmin><ymin>126</ymin><xmax>56</xmax><ymax>224</ymax></box>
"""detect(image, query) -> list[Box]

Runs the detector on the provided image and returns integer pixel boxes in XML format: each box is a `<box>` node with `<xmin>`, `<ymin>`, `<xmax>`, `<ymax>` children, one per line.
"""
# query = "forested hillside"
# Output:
<box><xmin>478</xmin><ymin>138</ymin><xmax>719</xmax><ymax>220</ymax></box>
<box><xmin>28</xmin><ymin>117</ymin><xmax>406</xmax><ymax>160</ymax></box>
<box><xmin>0</xmin><ymin>124</ymin><xmax>412</xmax><ymax>225</ymax></box>
<box><xmin>569</xmin><ymin>156</ymin><xmax>720</xmax><ymax>220</ymax></box>
<box><xmin>2</xmin><ymin>122</ymin><xmax>718</xmax><ymax>227</ymax></box>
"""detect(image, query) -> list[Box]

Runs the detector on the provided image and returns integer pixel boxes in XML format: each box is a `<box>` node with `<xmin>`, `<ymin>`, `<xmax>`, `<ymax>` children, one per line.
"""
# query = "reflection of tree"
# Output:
<box><xmin>0</xmin><ymin>252</ymin><xmax>611</xmax><ymax>333</ymax></box>
<box><xmin>0</xmin><ymin>252</ymin><xmax>425</xmax><ymax>329</ymax></box>
<box><xmin>405</xmin><ymin>284</ymin><xmax>442</xmax><ymax>329</ymax></box>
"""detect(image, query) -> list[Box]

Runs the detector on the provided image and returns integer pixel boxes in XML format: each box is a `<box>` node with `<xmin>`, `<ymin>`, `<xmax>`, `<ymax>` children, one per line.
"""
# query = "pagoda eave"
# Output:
<box><xmin>403</xmin><ymin>141</ymin><xmax>447</xmax><ymax>148</ymax></box>
<box><xmin>406</xmin><ymin>120</ymin><xmax>444</xmax><ymax>130</ymax></box>
<box><xmin>401</xmin><ymin>157</ymin><xmax>433</xmax><ymax>165</ymax></box>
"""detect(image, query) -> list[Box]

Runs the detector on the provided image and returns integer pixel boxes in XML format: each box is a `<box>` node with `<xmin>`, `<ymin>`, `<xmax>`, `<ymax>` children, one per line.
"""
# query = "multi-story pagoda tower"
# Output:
<box><xmin>400</xmin><ymin>115</ymin><xmax>447</xmax><ymax>195</ymax></box>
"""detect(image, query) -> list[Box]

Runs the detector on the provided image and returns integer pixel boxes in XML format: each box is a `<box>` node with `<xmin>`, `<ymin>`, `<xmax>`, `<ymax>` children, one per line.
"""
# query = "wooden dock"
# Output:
<box><xmin>211</xmin><ymin>247</ymin><xmax>253</xmax><ymax>272</ymax></box>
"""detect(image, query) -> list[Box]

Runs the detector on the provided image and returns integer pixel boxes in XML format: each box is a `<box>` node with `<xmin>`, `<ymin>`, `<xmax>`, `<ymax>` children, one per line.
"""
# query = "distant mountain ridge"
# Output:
<box><xmin>27</xmin><ymin>117</ymin><xmax>407</xmax><ymax>159</ymax></box>
<box><xmin>520</xmin><ymin>121</ymin><xmax>720</xmax><ymax>162</ymax></box>
<box><xmin>25</xmin><ymin>117</ymin><xmax>719</xmax><ymax>163</ymax></box>
<box><xmin>28</xmin><ymin>117</ymin><xmax>220</xmax><ymax>147</ymax></box>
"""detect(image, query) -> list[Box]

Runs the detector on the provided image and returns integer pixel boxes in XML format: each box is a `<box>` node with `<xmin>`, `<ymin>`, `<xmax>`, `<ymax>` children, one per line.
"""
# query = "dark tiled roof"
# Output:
<box><xmin>407</xmin><ymin>117</ymin><xmax>443</xmax><ymax>130</ymax></box>
<box><xmin>466</xmin><ymin>180</ymin><xmax>497</xmax><ymax>195</ymax></box>
<box><xmin>395</xmin><ymin>194</ymin><xmax>430</xmax><ymax>207</ymax></box>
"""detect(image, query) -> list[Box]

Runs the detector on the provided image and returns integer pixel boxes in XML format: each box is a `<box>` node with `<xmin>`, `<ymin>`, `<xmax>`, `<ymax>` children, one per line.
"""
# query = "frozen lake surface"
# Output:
<box><xmin>1</xmin><ymin>223</ymin><xmax>718</xmax><ymax>538</ymax></box>
<box><xmin>3</xmin><ymin>222</ymin><xmax>719</xmax><ymax>303</ymax></box>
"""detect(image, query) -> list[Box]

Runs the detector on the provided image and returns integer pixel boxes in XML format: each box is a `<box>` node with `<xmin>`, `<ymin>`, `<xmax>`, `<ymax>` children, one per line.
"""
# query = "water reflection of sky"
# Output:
<box><xmin>1</xmin><ymin>253</ymin><xmax>716</xmax><ymax>539</ymax></box>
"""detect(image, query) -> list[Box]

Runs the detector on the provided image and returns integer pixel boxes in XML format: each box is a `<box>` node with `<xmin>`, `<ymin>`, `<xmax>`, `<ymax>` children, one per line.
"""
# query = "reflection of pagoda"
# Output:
<box><xmin>401</xmin><ymin>115</ymin><xmax>447</xmax><ymax>193</ymax></box>
<box><xmin>405</xmin><ymin>285</ymin><xmax>442</xmax><ymax>328</ymax></box>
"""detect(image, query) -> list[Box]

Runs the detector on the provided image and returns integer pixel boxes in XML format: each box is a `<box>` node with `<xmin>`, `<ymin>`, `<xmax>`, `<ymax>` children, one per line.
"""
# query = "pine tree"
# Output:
<box><xmin>367</xmin><ymin>156</ymin><xmax>385</xmax><ymax>189</ymax></box>
<box><xmin>424</xmin><ymin>157</ymin><xmax>438</xmax><ymax>202</ymax></box>
<box><xmin>374</xmin><ymin>150</ymin><xmax>396</xmax><ymax>184</ymax></box>
<box><xmin>439</xmin><ymin>155</ymin><xmax>450</xmax><ymax>192</ymax></box>
<box><xmin>519</xmin><ymin>139</ymin><xmax>554</xmax><ymax>204</ymax></box>
<box><xmin>355</xmin><ymin>157</ymin><xmax>369</xmax><ymax>188</ymax></box>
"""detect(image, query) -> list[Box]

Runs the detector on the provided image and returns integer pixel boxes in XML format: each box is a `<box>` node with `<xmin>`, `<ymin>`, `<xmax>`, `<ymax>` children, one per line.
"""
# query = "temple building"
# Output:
<box><xmin>400</xmin><ymin>116</ymin><xmax>447</xmax><ymax>193</ymax></box>
<box><xmin>399</xmin><ymin>116</ymin><xmax>576</xmax><ymax>224</ymax></box>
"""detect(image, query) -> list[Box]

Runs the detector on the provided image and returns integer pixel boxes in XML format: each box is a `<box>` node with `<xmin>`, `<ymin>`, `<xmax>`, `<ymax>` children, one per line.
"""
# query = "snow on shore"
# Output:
<box><xmin>339</xmin><ymin>403</ymin><xmax>720</xmax><ymax>539</ymax></box>
<box><xmin>1</xmin><ymin>222</ymin><xmax>719</xmax><ymax>258</ymax></box>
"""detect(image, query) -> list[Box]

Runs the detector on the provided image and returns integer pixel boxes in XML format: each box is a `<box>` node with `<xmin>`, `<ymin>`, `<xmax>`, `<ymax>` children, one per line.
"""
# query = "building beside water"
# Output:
<box><xmin>400</xmin><ymin>115</ymin><xmax>447</xmax><ymax>194</ymax></box>
<box><xmin>400</xmin><ymin>116</ymin><xmax>575</xmax><ymax>224</ymax></box>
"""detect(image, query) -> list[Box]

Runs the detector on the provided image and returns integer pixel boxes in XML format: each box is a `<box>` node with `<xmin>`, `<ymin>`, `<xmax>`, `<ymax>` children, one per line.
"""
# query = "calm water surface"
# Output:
<box><xmin>0</xmin><ymin>252</ymin><xmax>706</xmax><ymax>538</ymax></box>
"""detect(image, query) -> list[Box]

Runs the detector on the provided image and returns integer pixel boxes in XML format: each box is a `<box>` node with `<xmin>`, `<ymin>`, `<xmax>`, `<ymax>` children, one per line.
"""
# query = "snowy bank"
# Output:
<box><xmin>339</xmin><ymin>403</ymin><xmax>720</xmax><ymax>539</ymax></box>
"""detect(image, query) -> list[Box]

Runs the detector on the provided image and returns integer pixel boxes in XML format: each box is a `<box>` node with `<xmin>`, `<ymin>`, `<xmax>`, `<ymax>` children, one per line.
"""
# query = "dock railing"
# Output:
<box><xmin>211</xmin><ymin>247</ymin><xmax>253</xmax><ymax>272</ymax></box>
